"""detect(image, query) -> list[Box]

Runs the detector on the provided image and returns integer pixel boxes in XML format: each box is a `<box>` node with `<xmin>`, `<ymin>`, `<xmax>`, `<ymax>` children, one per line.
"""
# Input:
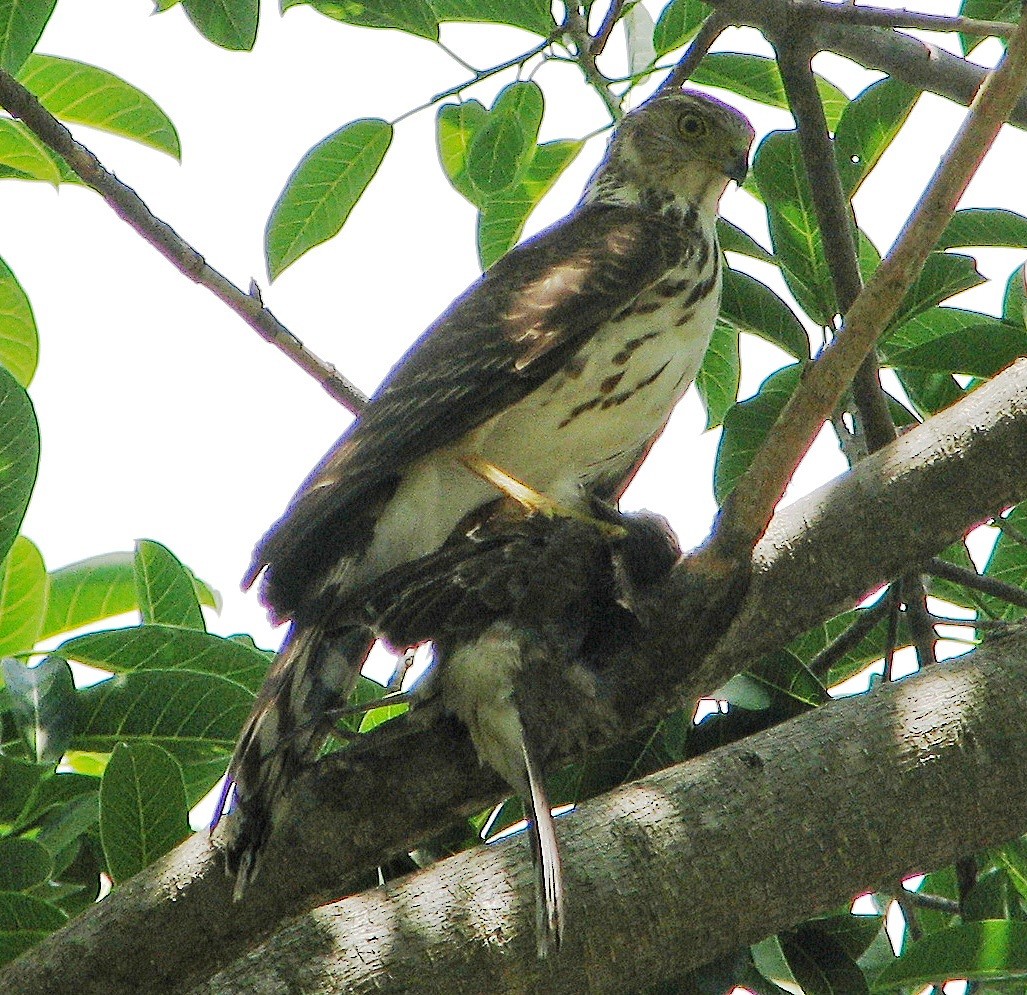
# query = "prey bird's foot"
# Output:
<box><xmin>461</xmin><ymin>454</ymin><xmax>627</xmax><ymax>538</ymax></box>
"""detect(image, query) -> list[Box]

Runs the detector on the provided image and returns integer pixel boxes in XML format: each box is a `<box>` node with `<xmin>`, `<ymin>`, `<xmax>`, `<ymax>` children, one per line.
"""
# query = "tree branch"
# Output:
<box><xmin>0</xmin><ymin>69</ymin><xmax>368</xmax><ymax>414</ymax></box>
<box><xmin>8</xmin><ymin>356</ymin><xmax>1027</xmax><ymax>995</ymax></box>
<box><xmin>192</xmin><ymin>627</ymin><xmax>1027</xmax><ymax>992</ymax></box>
<box><xmin>703</xmin><ymin>0</ymin><xmax>1027</xmax><ymax>130</ymax></box>
<box><xmin>710</xmin><ymin>11</ymin><xmax>1027</xmax><ymax>563</ymax></box>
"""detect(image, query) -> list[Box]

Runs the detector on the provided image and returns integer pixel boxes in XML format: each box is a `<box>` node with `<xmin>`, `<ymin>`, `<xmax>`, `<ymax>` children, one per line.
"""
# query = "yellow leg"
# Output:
<box><xmin>460</xmin><ymin>454</ymin><xmax>626</xmax><ymax>538</ymax></box>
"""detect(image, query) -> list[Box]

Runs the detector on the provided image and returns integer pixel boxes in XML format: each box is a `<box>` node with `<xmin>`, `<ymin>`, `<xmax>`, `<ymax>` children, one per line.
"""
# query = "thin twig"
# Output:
<box><xmin>893</xmin><ymin>889</ymin><xmax>960</xmax><ymax>915</ymax></box>
<box><xmin>928</xmin><ymin>613</ymin><xmax>1002</xmax><ymax>631</ymax></box>
<box><xmin>707</xmin><ymin>14</ymin><xmax>1027</xmax><ymax>567</ymax></box>
<box><xmin>927</xmin><ymin>557</ymin><xmax>1027</xmax><ymax>610</ymax></box>
<box><xmin>894</xmin><ymin>889</ymin><xmax>924</xmax><ymax>942</ymax></box>
<box><xmin>591</xmin><ymin>0</ymin><xmax>626</xmax><ymax>59</ymax></box>
<box><xmin>394</xmin><ymin>38</ymin><xmax>556</xmax><ymax>126</ymax></box>
<box><xmin>994</xmin><ymin>515</ymin><xmax>1027</xmax><ymax>547</ymax></box>
<box><xmin>659</xmin><ymin>11</ymin><xmax>731</xmax><ymax>94</ymax></box>
<box><xmin>565</xmin><ymin>8</ymin><xmax>622</xmax><ymax>119</ymax></box>
<box><xmin>903</xmin><ymin>575</ymin><xmax>937</xmax><ymax>667</ymax></box>
<box><xmin>882</xmin><ymin>585</ymin><xmax>900</xmax><ymax>683</ymax></box>
<box><xmin>0</xmin><ymin>69</ymin><xmax>368</xmax><ymax>413</ymax></box>
<box><xmin>775</xmin><ymin>38</ymin><xmax>899</xmax><ymax>455</ymax></box>
<box><xmin>808</xmin><ymin>597</ymin><xmax>891</xmax><ymax>679</ymax></box>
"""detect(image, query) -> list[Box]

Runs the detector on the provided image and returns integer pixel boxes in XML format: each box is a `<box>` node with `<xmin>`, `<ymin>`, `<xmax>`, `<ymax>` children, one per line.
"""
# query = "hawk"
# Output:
<box><xmin>217</xmin><ymin>89</ymin><xmax>753</xmax><ymax>929</ymax></box>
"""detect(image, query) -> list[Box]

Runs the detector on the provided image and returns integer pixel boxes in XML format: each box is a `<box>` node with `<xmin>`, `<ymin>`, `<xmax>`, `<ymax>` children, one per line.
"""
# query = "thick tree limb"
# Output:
<box><xmin>191</xmin><ymin>626</ymin><xmax>1027</xmax><ymax>994</ymax></box>
<box><xmin>0</xmin><ymin>69</ymin><xmax>368</xmax><ymax>413</ymax></box>
<box><xmin>6</xmin><ymin>359</ymin><xmax>1027</xmax><ymax>995</ymax></box>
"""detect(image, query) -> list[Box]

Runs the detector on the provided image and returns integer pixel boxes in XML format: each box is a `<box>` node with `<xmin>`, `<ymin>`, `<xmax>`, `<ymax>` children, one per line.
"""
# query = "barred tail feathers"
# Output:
<box><xmin>216</xmin><ymin>622</ymin><xmax>373</xmax><ymax>897</ymax></box>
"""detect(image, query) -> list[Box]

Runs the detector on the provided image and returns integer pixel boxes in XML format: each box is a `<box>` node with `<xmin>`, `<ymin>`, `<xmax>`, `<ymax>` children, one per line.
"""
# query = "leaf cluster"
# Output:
<box><xmin>3</xmin><ymin>0</ymin><xmax>1027</xmax><ymax>990</ymax></box>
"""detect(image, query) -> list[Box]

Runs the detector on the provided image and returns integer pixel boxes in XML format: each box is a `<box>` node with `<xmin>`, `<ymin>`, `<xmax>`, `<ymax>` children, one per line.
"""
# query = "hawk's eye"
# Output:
<box><xmin>677</xmin><ymin>113</ymin><xmax>707</xmax><ymax>138</ymax></box>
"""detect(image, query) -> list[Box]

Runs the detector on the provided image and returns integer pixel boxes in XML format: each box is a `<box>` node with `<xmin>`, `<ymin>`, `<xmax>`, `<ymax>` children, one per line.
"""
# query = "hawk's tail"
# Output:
<box><xmin>213</xmin><ymin>622</ymin><xmax>374</xmax><ymax>898</ymax></box>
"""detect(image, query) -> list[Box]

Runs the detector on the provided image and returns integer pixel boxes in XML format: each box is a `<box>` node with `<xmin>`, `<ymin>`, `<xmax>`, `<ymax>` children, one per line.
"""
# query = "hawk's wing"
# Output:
<box><xmin>253</xmin><ymin>202</ymin><xmax>690</xmax><ymax>616</ymax></box>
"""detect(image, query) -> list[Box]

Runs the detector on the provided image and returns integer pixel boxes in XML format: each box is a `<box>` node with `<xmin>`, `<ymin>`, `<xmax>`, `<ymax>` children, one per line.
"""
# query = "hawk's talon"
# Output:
<box><xmin>461</xmin><ymin>454</ymin><xmax>628</xmax><ymax>538</ymax></box>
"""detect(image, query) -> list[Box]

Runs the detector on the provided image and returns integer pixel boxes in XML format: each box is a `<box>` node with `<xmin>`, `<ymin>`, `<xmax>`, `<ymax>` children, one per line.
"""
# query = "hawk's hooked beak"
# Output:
<box><xmin>726</xmin><ymin>150</ymin><xmax>749</xmax><ymax>185</ymax></box>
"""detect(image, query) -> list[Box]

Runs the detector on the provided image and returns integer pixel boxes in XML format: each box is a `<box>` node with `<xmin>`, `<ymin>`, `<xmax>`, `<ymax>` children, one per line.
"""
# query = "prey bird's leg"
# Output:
<box><xmin>460</xmin><ymin>454</ymin><xmax>626</xmax><ymax>538</ymax></box>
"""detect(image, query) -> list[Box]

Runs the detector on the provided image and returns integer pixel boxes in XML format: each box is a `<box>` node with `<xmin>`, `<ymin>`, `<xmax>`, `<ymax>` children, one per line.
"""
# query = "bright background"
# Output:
<box><xmin>4</xmin><ymin>0</ymin><xmax>1025</xmax><ymax>680</ymax></box>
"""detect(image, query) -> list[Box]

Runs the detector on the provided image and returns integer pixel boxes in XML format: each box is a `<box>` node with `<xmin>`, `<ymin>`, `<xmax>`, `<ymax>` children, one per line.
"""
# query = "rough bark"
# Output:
<box><xmin>5</xmin><ymin>360</ymin><xmax>1027</xmax><ymax>994</ymax></box>
<box><xmin>192</xmin><ymin>625</ymin><xmax>1027</xmax><ymax>994</ymax></box>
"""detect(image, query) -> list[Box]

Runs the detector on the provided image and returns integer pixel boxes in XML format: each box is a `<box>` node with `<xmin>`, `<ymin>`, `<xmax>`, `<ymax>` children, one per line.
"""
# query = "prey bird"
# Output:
<box><xmin>216</xmin><ymin>89</ymin><xmax>754</xmax><ymax>947</ymax></box>
<box><xmin>359</xmin><ymin>505</ymin><xmax>682</xmax><ymax>957</ymax></box>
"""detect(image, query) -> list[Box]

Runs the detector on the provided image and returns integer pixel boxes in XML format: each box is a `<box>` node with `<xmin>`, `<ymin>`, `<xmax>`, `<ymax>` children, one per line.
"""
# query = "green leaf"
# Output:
<box><xmin>790</xmin><ymin>607</ymin><xmax>892</xmax><ymax>687</ymax></box>
<box><xmin>963</xmin><ymin>869</ymin><xmax>1015</xmax><ymax>922</ymax></box>
<box><xmin>695</xmin><ymin>319</ymin><xmax>739</xmax><ymax>429</ymax></box>
<box><xmin>40</xmin><ymin>552</ymin><xmax>136</xmax><ymax>640</ymax></box>
<box><xmin>287</xmin><ymin>0</ymin><xmax>556</xmax><ymax>38</ymax></box>
<box><xmin>1</xmin><ymin>655</ymin><xmax>76</xmax><ymax>763</ymax></box>
<box><xmin>358</xmin><ymin>698</ymin><xmax>409</xmax><ymax>733</ymax></box>
<box><xmin>99</xmin><ymin>742</ymin><xmax>189</xmax><ymax>883</ymax></box>
<box><xmin>0</xmin><ymin>891</ymin><xmax>66</xmax><ymax>966</ymax></box>
<box><xmin>8</xmin><ymin>769</ymin><xmax>99</xmax><ymax>833</ymax></box>
<box><xmin>895</xmin><ymin>366</ymin><xmax>966</xmax><ymax>417</ymax></box>
<box><xmin>884</xmin><ymin>309</ymin><xmax>1026</xmax><ymax>379</ymax></box>
<box><xmin>754</xmin><ymin>130</ymin><xmax>835</xmax><ymax>325</ymax></box>
<box><xmin>1003</xmin><ymin>264</ymin><xmax>1026</xmax><ymax>327</ymax></box>
<box><xmin>0</xmin><ymin>256</ymin><xmax>38</xmax><ymax>386</ymax></box>
<box><xmin>694</xmin><ymin>53</ymin><xmax>848</xmax><ymax>130</ymax></box>
<box><xmin>0</xmin><ymin>364</ymin><xmax>38</xmax><ymax>565</ymax></box>
<box><xmin>0</xmin><ymin>118</ymin><xmax>61</xmax><ymax>185</ymax></box>
<box><xmin>939</xmin><ymin>208</ymin><xmax>1027</xmax><ymax>250</ymax></box>
<box><xmin>783</xmin><ymin>924</ymin><xmax>870</xmax><ymax>995</ymax></box>
<box><xmin>0</xmin><ymin>535</ymin><xmax>46</xmax><ymax>655</ymax></box>
<box><xmin>134</xmin><ymin>540</ymin><xmax>205</xmax><ymax>631</ymax></box>
<box><xmin>812</xmin><ymin>913</ymin><xmax>886</xmax><ymax>962</ymax></box>
<box><xmin>17</xmin><ymin>55</ymin><xmax>181</xmax><ymax>160</ymax></box>
<box><xmin>623</xmin><ymin>2</ymin><xmax>656</xmax><ymax>76</ymax></box>
<box><xmin>437</xmin><ymin>99</ymin><xmax>488</xmax><ymax>205</ymax></box>
<box><xmin>834</xmin><ymin>77</ymin><xmax>919</xmax><ymax>197</ymax></box>
<box><xmin>265</xmin><ymin>118</ymin><xmax>392</xmax><ymax>279</ymax></box>
<box><xmin>981</xmin><ymin>504</ymin><xmax>1027</xmax><ymax>621</ymax></box>
<box><xmin>746</xmin><ymin>650</ymin><xmax>829</xmax><ymax>708</ymax></box>
<box><xmin>59</xmin><ymin>624</ymin><xmax>271</xmax><ymax>693</ymax></box>
<box><xmin>428</xmin><ymin>0</ymin><xmax>554</xmax><ymax>35</ymax></box>
<box><xmin>717</xmin><ymin>217</ymin><xmax>774</xmax><ymax>264</ymax></box>
<box><xmin>714</xmin><ymin>363</ymin><xmax>802</xmax><ymax>504</ymax></box>
<box><xmin>0</xmin><ymin>0</ymin><xmax>57</xmax><ymax>74</ymax></box>
<box><xmin>180</xmin><ymin>0</ymin><xmax>258</xmax><ymax>50</ymax></box>
<box><xmin>476</xmin><ymin>138</ymin><xmax>582</xmax><ymax>269</ymax></box>
<box><xmin>33</xmin><ymin>791</ymin><xmax>99</xmax><ymax>858</ymax></box>
<box><xmin>873</xmin><ymin>921</ymin><xmax>1027</xmax><ymax>989</ymax></box>
<box><xmin>653</xmin><ymin>0</ymin><xmax>712</xmax><ymax>57</ymax></box>
<box><xmin>719</xmin><ymin>267</ymin><xmax>811</xmax><ymax>360</ymax></box>
<box><xmin>889</xmin><ymin>252</ymin><xmax>985</xmax><ymax>329</ymax></box>
<box><xmin>74</xmin><ymin>670</ymin><xmax>250</xmax><ymax>764</ymax></box>
<box><xmin>466</xmin><ymin>112</ymin><xmax>527</xmax><ymax>198</ymax></box>
<box><xmin>0</xmin><ymin>837</ymin><xmax>51</xmax><ymax>891</ymax></box>
<box><xmin>284</xmin><ymin>0</ymin><xmax>437</xmax><ymax>38</ymax></box>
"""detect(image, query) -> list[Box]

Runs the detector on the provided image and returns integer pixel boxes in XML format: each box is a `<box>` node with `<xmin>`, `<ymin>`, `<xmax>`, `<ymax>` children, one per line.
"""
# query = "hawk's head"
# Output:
<box><xmin>591</xmin><ymin>91</ymin><xmax>755</xmax><ymax>210</ymax></box>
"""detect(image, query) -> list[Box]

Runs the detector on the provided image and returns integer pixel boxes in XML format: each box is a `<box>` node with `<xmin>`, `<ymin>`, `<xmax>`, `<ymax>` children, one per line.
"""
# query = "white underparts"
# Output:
<box><xmin>440</xmin><ymin>622</ymin><xmax>530</xmax><ymax>794</ymax></box>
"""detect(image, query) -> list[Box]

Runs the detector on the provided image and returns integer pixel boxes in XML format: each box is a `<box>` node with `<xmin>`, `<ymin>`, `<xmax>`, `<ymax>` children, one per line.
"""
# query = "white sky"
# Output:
<box><xmin>4</xmin><ymin>0</ymin><xmax>1026</xmax><ymax>669</ymax></box>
